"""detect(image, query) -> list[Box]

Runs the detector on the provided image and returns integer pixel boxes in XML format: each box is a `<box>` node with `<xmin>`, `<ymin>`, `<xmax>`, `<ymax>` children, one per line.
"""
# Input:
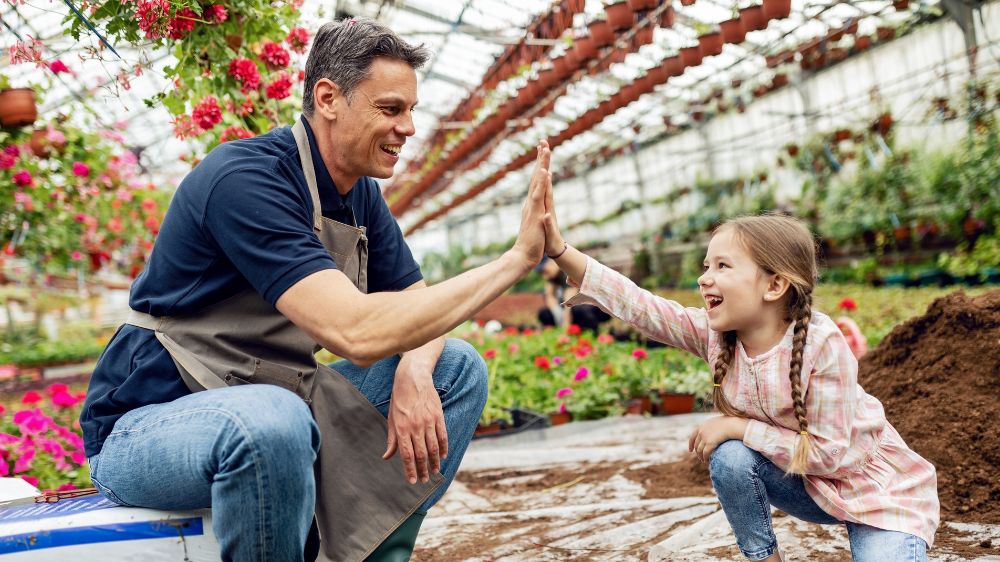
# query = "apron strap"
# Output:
<box><xmin>291</xmin><ymin>119</ymin><xmax>324</xmax><ymax>233</ymax></box>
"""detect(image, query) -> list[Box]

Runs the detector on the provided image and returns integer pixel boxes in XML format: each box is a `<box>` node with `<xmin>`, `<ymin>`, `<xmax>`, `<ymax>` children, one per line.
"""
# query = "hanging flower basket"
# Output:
<box><xmin>634</xmin><ymin>24</ymin><xmax>654</xmax><ymax>47</ymax></box>
<box><xmin>647</xmin><ymin>63</ymin><xmax>671</xmax><ymax>84</ymax></box>
<box><xmin>771</xmin><ymin>73</ymin><xmax>789</xmax><ymax>88</ymax></box>
<box><xmin>846</xmin><ymin>19</ymin><xmax>859</xmax><ymax>35</ymax></box>
<box><xmin>680</xmin><ymin>0</ymin><xmax>696</xmax><ymax>6</ymax></box>
<box><xmin>28</xmin><ymin>129</ymin><xmax>67</xmax><ymax>157</ymax></box>
<box><xmin>876</xmin><ymin>26</ymin><xmax>895</xmax><ymax>41</ymax></box>
<box><xmin>833</xmin><ymin>128</ymin><xmax>852</xmax><ymax>142</ymax></box>
<box><xmin>762</xmin><ymin>0</ymin><xmax>792</xmax><ymax>20</ymax></box>
<box><xmin>720</xmin><ymin>18</ymin><xmax>746</xmax><ymax>44</ymax></box>
<box><xmin>893</xmin><ymin>0</ymin><xmax>910</xmax><ymax>10</ymax></box>
<box><xmin>627</xmin><ymin>0</ymin><xmax>658</xmax><ymax>10</ymax></box>
<box><xmin>0</xmin><ymin>88</ymin><xmax>38</xmax><ymax>128</ymax></box>
<box><xmin>573</xmin><ymin>34</ymin><xmax>598</xmax><ymax>60</ymax></box>
<box><xmin>854</xmin><ymin>35</ymin><xmax>872</xmax><ymax>51</ymax></box>
<box><xmin>605</xmin><ymin>1</ymin><xmax>635</xmax><ymax>31</ymax></box>
<box><xmin>664</xmin><ymin>55</ymin><xmax>684</xmax><ymax>77</ymax></box>
<box><xmin>698</xmin><ymin>32</ymin><xmax>724</xmax><ymax>57</ymax></box>
<box><xmin>740</xmin><ymin>5</ymin><xmax>766</xmax><ymax>31</ymax></box>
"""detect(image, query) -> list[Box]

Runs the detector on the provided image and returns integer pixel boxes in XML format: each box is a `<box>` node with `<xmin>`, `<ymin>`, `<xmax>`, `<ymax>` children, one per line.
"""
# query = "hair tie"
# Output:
<box><xmin>799</xmin><ymin>430</ymin><xmax>808</xmax><ymax>436</ymax></box>
<box><xmin>712</xmin><ymin>383</ymin><xmax>721</xmax><ymax>388</ymax></box>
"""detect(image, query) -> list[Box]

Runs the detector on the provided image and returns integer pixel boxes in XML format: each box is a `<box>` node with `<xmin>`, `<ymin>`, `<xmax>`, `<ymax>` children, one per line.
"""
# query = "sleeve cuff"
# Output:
<box><xmin>562</xmin><ymin>256</ymin><xmax>599</xmax><ymax>308</ymax></box>
<box><xmin>743</xmin><ymin>419</ymin><xmax>778</xmax><ymax>455</ymax></box>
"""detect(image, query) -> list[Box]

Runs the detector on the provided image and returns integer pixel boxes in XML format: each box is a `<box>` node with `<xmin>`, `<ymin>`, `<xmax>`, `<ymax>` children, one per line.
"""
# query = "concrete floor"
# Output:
<box><xmin>413</xmin><ymin>414</ymin><xmax>1000</xmax><ymax>562</ymax></box>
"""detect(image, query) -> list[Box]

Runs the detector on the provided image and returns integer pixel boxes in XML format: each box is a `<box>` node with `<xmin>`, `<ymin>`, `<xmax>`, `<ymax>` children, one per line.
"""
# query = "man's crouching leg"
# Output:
<box><xmin>89</xmin><ymin>384</ymin><xmax>321</xmax><ymax>562</ymax></box>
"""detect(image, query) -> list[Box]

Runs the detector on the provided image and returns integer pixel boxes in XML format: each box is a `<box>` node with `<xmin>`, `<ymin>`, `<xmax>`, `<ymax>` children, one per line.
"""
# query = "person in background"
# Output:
<box><xmin>536</xmin><ymin>255</ymin><xmax>610</xmax><ymax>333</ymax></box>
<box><xmin>537</xmin><ymin>172</ymin><xmax>938</xmax><ymax>561</ymax></box>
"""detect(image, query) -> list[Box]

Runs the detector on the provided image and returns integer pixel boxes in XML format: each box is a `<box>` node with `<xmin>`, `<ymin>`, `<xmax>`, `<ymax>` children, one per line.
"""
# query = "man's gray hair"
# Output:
<box><xmin>302</xmin><ymin>17</ymin><xmax>430</xmax><ymax>116</ymax></box>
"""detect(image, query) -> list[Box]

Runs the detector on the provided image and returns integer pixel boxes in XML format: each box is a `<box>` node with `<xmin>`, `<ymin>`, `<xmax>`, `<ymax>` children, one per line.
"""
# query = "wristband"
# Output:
<box><xmin>548</xmin><ymin>241</ymin><xmax>569</xmax><ymax>259</ymax></box>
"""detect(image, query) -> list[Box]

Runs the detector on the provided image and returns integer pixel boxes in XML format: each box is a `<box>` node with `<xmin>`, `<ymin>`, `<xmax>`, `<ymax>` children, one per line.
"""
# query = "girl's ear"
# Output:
<box><xmin>763</xmin><ymin>274</ymin><xmax>792</xmax><ymax>302</ymax></box>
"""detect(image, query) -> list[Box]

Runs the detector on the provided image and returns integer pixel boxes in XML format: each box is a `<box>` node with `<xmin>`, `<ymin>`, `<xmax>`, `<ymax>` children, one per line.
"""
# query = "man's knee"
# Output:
<box><xmin>440</xmin><ymin>339</ymin><xmax>489</xmax><ymax>405</ymax></box>
<box><xmin>225</xmin><ymin>385</ymin><xmax>319</xmax><ymax>456</ymax></box>
<box><xmin>709</xmin><ymin>439</ymin><xmax>758</xmax><ymax>489</ymax></box>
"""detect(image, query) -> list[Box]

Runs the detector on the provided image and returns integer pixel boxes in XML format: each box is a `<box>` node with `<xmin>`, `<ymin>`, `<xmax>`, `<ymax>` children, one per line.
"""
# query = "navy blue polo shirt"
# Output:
<box><xmin>81</xmin><ymin>116</ymin><xmax>422</xmax><ymax>457</ymax></box>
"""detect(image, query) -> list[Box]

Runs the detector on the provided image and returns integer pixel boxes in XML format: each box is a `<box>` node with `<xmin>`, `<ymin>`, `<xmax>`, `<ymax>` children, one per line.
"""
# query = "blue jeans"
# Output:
<box><xmin>709</xmin><ymin>440</ymin><xmax>928</xmax><ymax>561</ymax></box>
<box><xmin>88</xmin><ymin>338</ymin><xmax>488</xmax><ymax>562</ymax></box>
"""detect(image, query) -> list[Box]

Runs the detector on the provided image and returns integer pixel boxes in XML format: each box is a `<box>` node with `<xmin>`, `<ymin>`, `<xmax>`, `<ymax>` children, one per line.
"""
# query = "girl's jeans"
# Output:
<box><xmin>88</xmin><ymin>338</ymin><xmax>488</xmax><ymax>562</ymax></box>
<box><xmin>709</xmin><ymin>440</ymin><xmax>928</xmax><ymax>561</ymax></box>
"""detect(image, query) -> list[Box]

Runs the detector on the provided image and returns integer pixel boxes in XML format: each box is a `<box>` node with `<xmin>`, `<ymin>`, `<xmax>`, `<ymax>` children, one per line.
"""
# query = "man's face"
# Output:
<box><xmin>330</xmin><ymin>57</ymin><xmax>418</xmax><ymax>181</ymax></box>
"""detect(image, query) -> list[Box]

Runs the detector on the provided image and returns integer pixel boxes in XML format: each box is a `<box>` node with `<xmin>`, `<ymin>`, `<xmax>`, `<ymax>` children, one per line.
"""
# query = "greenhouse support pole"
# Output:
<box><xmin>941</xmin><ymin>0</ymin><xmax>979</xmax><ymax>76</ymax></box>
<box><xmin>629</xmin><ymin>150</ymin><xmax>660</xmax><ymax>278</ymax></box>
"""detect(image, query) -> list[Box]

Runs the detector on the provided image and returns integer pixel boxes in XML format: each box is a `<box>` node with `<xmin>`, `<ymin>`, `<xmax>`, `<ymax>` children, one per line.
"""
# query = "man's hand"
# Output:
<box><xmin>383</xmin><ymin>353</ymin><xmax>448</xmax><ymax>484</ymax></box>
<box><xmin>509</xmin><ymin>140</ymin><xmax>551</xmax><ymax>271</ymax></box>
<box><xmin>688</xmin><ymin>416</ymin><xmax>748</xmax><ymax>463</ymax></box>
<box><xmin>541</xmin><ymin>156</ymin><xmax>565</xmax><ymax>258</ymax></box>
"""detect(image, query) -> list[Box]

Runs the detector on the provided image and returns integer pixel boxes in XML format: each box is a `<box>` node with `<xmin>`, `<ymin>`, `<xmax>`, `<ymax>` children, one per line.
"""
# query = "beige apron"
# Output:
<box><xmin>126</xmin><ymin>120</ymin><xmax>441</xmax><ymax>562</ymax></box>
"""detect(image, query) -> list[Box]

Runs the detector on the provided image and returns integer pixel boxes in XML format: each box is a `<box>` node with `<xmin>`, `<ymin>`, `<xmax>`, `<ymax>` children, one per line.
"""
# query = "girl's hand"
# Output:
<box><xmin>688</xmin><ymin>416</ymin><xmax>749</xmax><ymax>463</ymax></box>
<box><xmin>541</xmin><ymin>163</ymin><xmax>565</xmax><ymax>257</ymax></box>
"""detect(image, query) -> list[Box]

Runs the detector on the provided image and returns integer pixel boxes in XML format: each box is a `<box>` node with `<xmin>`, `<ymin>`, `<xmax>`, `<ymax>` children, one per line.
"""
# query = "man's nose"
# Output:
<box><xmin>397</xmin><ymin>111</ymin><xmax>416</xmax><ymax>136</ymax></box>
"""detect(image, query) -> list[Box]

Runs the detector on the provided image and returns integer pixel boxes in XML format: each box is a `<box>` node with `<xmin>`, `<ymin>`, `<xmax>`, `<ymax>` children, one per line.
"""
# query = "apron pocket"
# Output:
<box><xmin>249</xmin><ymin>358</ymin><xmax>304</xmax><ymax>393</ymax></box>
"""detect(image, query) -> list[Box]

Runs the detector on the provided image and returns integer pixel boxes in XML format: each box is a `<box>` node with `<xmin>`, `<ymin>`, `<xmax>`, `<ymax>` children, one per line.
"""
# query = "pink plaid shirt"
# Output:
<box><xmin>567</xmin><ymin>257</ymin><xmax>939</xmax><ymax>546</ymax></box>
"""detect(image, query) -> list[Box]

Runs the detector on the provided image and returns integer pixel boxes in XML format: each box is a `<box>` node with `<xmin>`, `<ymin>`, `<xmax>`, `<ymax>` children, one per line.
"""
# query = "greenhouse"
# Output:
<box><xmin>0</xmin><ymin>0</ymin><xmax>997</xmax><ymax>560</ymax></box>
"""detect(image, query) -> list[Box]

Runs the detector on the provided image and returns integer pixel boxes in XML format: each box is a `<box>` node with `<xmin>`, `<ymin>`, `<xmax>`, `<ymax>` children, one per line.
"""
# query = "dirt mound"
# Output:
<box><xmin>858</xmin><ymin>289</ymin><xmax>1000</xmax><ymax>523</ymax></box>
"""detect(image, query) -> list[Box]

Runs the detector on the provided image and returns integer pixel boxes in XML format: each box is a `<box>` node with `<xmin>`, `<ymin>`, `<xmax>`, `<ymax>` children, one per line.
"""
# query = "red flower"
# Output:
<box><xmin>228</xmin><ymin>58</ymin><xmax>261</xmax><ymax>92</ymax></box>
<box><xmin>145</xmin><ymin>216</ymin><xmax>160</xmax><ymax>234</ymax></box>
<box><xmin>192</xmin><ymin>96</ymin><xmax>222</xmax><ymax>130</ymax></box>
<box><xmin>204</xmin><ymin>4</ymin><xmax>228</xmax><ymax>23</ymax></box>
<box><xmin>265</xmin><ymin>74</ymin><xmax>293</xmax><ymax>100</ymax></box>
<box><xmin>141</xmin><ymin>198</ymin><xmax>158</xmax><ymax>212</ymax></box>
<box><xmin>534</xmin><ymin>356</ymin><xmax>551</xmax><ymax>370</ymax></box>
<box><xmin>220</xmin><ymin>126</ymin><xmax>255</xmax><ymax>143</ymax></box>
<box><xmin>503</xmin><ymin>327</ymin><xmax>519</xmax><ymax>335</ymax></box>
<box><xmin>44</xmin><ymin>383</ymin><xmax>68</xmax><ymax>396</ymax></box>
<box><xmin>12</xmin><ymin>170</ymin><xmax>33</xmax><ymax>187</ymax></box>
<box><xmin>286</xmin><ymin>27</ymin><xmax>310</xmax><ymax>53</ymax></box>
<box><xmin>632</xmin><ymin>348</ymin><xmax>648</xmax><ymax>360</ymax></box>
<box><xmin>483</xmin><ymin>348</ymin><xmax>497</xmax><ymax>360</ymax></box>
<box><xmin>260</xmin><ymin>41</ymin><xmax>290</xmax><ymax>69</ymax></box>
<box><xmin>566</xmin><ymin>324</ymin><xmax>581</xmax><ymax>336</ymax></box>
<box><xmin>838</xmin><ymin>297</ymin><xmax>858</xmax><ymax>312</ymax></box>
<box><xmin>48</xmin><ymin>59</ymin><xmax>71</xmax><ymax>74</ymax></box>
<box><xmin>21</xmin><ymin>391</ymin><xmax>42</xmax><ymax>405</ymax></box>
<box><xmin>168</xmin><ymin>7</ymin><xmax>197</xmax><ymax>39</ymax></box>
<box><xmin>0</xmin><ymin>153</ymin><xmax>16</xmax><ymax>170</ymax></box>
<box><xmin>135</xmin><ymin>0</ymin><xmax>172</xmax><ymax>39</ymax></box>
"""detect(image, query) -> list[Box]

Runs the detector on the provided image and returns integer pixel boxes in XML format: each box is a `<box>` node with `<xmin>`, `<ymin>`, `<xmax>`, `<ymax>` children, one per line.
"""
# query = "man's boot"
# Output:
<box><xmin>363</xmin><ymin>510</ymin><xmax>426</xmax><ymax>562</ymax></box>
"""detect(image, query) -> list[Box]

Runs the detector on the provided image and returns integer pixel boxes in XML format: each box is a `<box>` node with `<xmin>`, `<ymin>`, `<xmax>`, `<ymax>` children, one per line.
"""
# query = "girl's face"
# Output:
<box><xmin>697</xmin><ymin>228</ymin><xmax>775</xmax><ymax>333</ymax></box>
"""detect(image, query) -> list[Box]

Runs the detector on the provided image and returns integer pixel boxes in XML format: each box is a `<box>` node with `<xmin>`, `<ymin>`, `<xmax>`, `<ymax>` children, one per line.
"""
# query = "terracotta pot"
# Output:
<box><xmin>565</xmin><ymin>0</ymin><xmax>585</xmax><ymax>13</ymax></box>
<box><xmin>720</xmin><ymin>18</ymin><xmax>745</xmax><ymax>44</ymax></box>
<box><xmin>634</xmin><ymin>25</ymin><xmax>654</xmax><ymax>47</ymax></box>
<box><xmin>829</xmin><ymin>27</ymin><xmax>845</xmax><ymax>41</ymax></box>
<box><xmin>657</xmin><ymin>392</ymin><xmax>695</xmax><ymax>415</ymax></box>
<box><xmin>846</xmin><ymin>19</ymin><xmax>859</xmax><ymax>35</ymax></box>
<box><xmin>762</xmin><ymin>0</ymin><xmax>791</xmax><ymax>20</ymax></box>
<box><xmin>29</xmin><ymin>129</ymin><xmax>66</xmax><ymax>157</ymax></box>
<box><xmin>647</xmin><ymin>63</ymin><xmax>670</xmax><ymax>84</ymax></box>
<box><xmin>833</xmin><ymin>128</ymin><xmax>851</xmax><ymax>142</ymax></box>
<box><xmin>0</xmin><ymin>88</ymin><xmax>38</xmax><ymax>128</ymax></box>
<box><xmin>552</xmin><ymin>54</ymin><xmax>571</xmax><ymax>78</ymax></box>
<box><xmin>625</xmin><ymin>396</ymin><xmax>653</xmax><ymax>415</ymax></box>
<box><xmin>588</xmin><ymin>19</ymin><xmax>615</xmax><ymax>48</ymax></box>
<box><xmin>679</xmin><ymin>45</ymin><xmax>703</xmax><ymax>67</ymax></box>
<box><xmin>627</xmin><ymin>0</ymin><xmax>657</xmax><ymax>9</ymax></box>
<box><xmin>876</xmin><ymin>26</ymin><xmax>895</xmax><ymax>41</ymax></box>
<box><xmin>893</xmin><ymin>0</ymin><xmax>909</xmax><ymax>10</ymax></box>
<box><xmin>549</xmin><ymin>411</ymin><xmax>573</xmax><ymax>426</ymax></box>
<box><xmin>740</xmin><ymin>5</ymin><xmax>765</xmax><ymax>31</ymax></box>
<box><xmin>664</xmin><ymin>55</ymin><xmax>684</xmax><ymax>77</ymax></box>
<box><xmin>659</xmin><ymin>6</ymin><xmax>675</xmax><ymax>28</ymax></box>
<box><xmin>605</xmin><ymin>1</ymin><xmax>634</xmax><ymax>31</ymax></box>
<box><xmin>771</xmin><ymin>73</ymin><xmax>788</xmax><ymax>88</ymax></box>
<box><xmin>691</xmin><ymin>110</ymin><xmax>705</xmax><ymax>122</ymax></box>
<box><xmin>698</xmin><ymin>32</ymin><xmax>723</xmax><ymax>57</ymax></box>
<box><xmin>573</xmin><ymin>35</ymin><xmax>598</xmax><ymax>61</ymax></box>
<box><xmin>854</xmin><ymin>35</ymin><xmax>872</xmax><ymax>51</ymax></box>
<box><xmin>474</xmin><ymin>421</ymin><xmax>505</xmax><ymax>436</ymax></box>
<box><xmin>680</xmin><ymin>0</ymin><xmax>695</xmax><ymax>5</ymax></box>
<box><xmin>786</xmin><ymin>143</ymin><xmax>799</xmax><ymax>156</ymax></box>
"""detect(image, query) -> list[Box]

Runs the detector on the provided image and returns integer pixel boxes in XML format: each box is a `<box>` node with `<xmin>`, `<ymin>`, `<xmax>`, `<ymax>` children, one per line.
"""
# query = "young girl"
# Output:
<box><xmin>539</xmin><ymin>202</ymin><xmax>938</xmax><ymax>561</ymax></box>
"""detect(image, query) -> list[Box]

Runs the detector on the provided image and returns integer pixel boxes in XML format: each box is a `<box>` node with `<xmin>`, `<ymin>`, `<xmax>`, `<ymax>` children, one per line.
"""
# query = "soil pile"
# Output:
<box><xmin>858</xmin><ymin>289</ymin><xmax>1000</xmax><ymax>523</ymax></box>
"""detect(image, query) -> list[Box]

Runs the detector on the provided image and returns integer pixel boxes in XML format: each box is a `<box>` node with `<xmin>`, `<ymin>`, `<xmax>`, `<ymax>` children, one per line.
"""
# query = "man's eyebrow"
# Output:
<box><xmin>373</xmin><ymin>95</ymin><xmax>418</xmax><ymax>108</ymax></box>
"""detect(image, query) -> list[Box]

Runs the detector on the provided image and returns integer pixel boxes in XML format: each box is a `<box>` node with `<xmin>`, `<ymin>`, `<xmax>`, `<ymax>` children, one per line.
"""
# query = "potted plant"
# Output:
<box><xmin>696</xmin><ymin>23</ymin><xmax>724</xmax><ymax>57</ymax></box>
<box><xmin>605</xmin><ymin>0</ymin><xmax>635</xmax><ymax>31</ymax></box>
<box><xmin>0</xmin><ymin>76</ymin><xmax>37</xmax><ymax>128</ymax></box>
<box><xmin>720</xmin><ymin>16</ymin><xmax>746</xmax><ymax>44</ymax></box>
<box><xmin>588</xmin><ymin>16</ymin><xmax>616</xmax><ymax>48</ymax></box>
<box><xmin>740</xmin><ymin>4</ymin><xmax>766</xmax><ymax>31</ymax></box>
<box><xmin>762</xmin><ymin>0</ymin><xmax>791</xmax><ymax>20</ymax></box>
<box><xmin>679</xmin><ymin>45</ymin><xmax>704</xmax><ymax>67</ymax></box>
<box><xmin>659</xmin><ymin>5</ymin><xmax>676</xmax><ymax>28</ymax></box>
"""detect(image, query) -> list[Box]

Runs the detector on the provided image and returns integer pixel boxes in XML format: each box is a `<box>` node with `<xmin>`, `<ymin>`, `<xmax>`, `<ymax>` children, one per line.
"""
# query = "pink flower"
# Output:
<box><xmin>8</xmin><ymin>36</ymin><xmax>44</xmax><ymax>67</ymax></box>
<box><xmin>168</xmin><ymin>7</ymin><xmax>197</xmax><ymax>39</ymax></box>
<box><xmin>20</xmin><ymin>475</ymin><xmax>39</xmax><ymax>488</ymax></box>
<box><xmin>71</xmin><ymin>251</ymin><xmax>82</xmax><ymax>261</ymax></box>
<box><xmin>204</xmin><ymin>4</ymin><xmax>228</xmax><ymax>23</ymax></box>
<box><xmin>48</xmin><ymin>59</ymin><xmax>71</xmax><ymax>74</ymax></box>
<box><xmin>135</xmin><ymin>0</ymin><xmax>172</xmax><ymax>39</ymax></box>
<box><xmin>44</xmin><ymin>383</ymin><xmax>68</xmax><ymax>396</ymax></box>
<box><xmin>219</xmin><ymin>126</ymin><xmax>254</xmax><ymax>143</ymax></box>
<box><xmin>21</xmin><ymin>391</ymin><xmax>42</xmax><ymax>405</ymax></box>
<box><xmin>838</xmin><ymin>297</ymin><xmax>858</xmax><ymax>312</ymax></box>
<box><xmin>552</xmin><ymin>355</ymin><xmax>563</xmax><ymax>366</ymax></box>
<box><xmin>0</xmin><ymin>153</ymin><xmax>16</xmax><ymax>169</ymax></box>
<box><xmin>507</xmin><ymin>343</ymin><xmax>519</xmax><ymax>354</ymax></box>
<box><xmin>260</xmin><ymin>41</ymin><xmax>290</xmax><ymax>68</ymax></box>
<box><xmin>52</xmin><ymin>391</ymin><xmax>81</xmax><ymax>409</ymax></box>
<box><xmin>71</xmin><ymin>161</ymin><xmax>90</xmax><ymax>177</ymax></box>
<box><xmin>632</xmin><ymin>348</ymin><xmax>649</xmax><ymax>360</ymax></box>
<box><xmin>58</xmin><ymin>483</ymin><xmax>78</xmax><ymax>491</ymax></box>
<box><xmin>141</xmin><ymin>198</ymin><xmax>158</xmax><ymax>212</ymax></box>
<box><xmin>597</xmin><ymin>333</ymin><xmax>614</xmax><ymax>344</ymax></box>
<box><xmin>558</xmin><ymin>402</ymin><xmax>567</xmax><ymax>414</ymax></box>
<box><xmin>574</xmin><ymin>367</ymin><xmax>589</xmax><ymax>381</ymax></box>
<box><xmin>12</xmin><ymin>170</ymin><xmax>33</xmax><ymax>187</ymax></box>
<box><xmin>192</xmin><ymin>96</ymin><xmax>222</xmax><ymax>130</ymax></box>
<box><xmin>286</xmin><ymin>27</ymin><xmax>310</xmax><ymax>53</ymax></box>
<box><xmin>70</xmin><ymin>451</ymin><xmax>86</xmax><ymax>465</ymax></box>
<box><xmin>13</xmin><ymin>447</ymin><xmax>35</xmax><ymax>473</ymax></box>
<box><xmin>265</xmin><ymin>74</ymin><xmax>293</xmax><ymax>100</ymax></box>
<box><xmin>228</xmin><ymin>58</ymin><xmax>261</xmax><ymax>92</ymax></box>
<box><xmin>556</xmin><ymin>387</ymin><xmax>573</xmax><ymax>398</ymax></box>
<box><xmin>483</xmin><ymin>348</ymin><xmax>497</xmax><ymax>360</ymax></box>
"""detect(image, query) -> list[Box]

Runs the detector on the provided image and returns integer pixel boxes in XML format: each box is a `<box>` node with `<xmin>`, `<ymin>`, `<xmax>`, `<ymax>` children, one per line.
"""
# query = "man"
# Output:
<box><xmin>81</xmin><ymin>18</ymin><xmax>553</xmax><ymax>562</ymax></box>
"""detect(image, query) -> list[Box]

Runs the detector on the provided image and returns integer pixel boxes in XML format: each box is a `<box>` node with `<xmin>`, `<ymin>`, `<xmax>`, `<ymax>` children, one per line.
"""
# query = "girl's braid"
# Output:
<box><xmin>787</xmin><ymin>287</ymin><xmax>813</xmax><ymax>474</ymax></box>
<box><xmin>712</xmin><ymin>331</ymin><xmax>743</xmax><ymax>417</ymax></box>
